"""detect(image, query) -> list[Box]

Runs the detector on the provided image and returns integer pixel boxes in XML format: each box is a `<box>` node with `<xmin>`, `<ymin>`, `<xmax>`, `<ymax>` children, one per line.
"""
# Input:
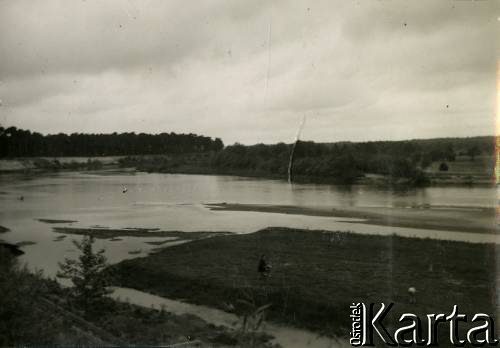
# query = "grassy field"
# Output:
<box><xmin>111</xmin><ymin>228</ymin><xmax>497</xmax><ymax>344</ymax></box>
<box><xmin>425</xmin><ymin>155</ymin><xmax>495</xmax><ymax>185</ymax></box>
<box><xmin>427</xmin><ymin>155</ymin><xmax>494</xmax><ymax>175</ymax></box>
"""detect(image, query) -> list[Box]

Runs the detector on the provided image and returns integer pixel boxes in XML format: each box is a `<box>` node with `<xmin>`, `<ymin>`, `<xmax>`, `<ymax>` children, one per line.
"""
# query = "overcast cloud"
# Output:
<box><xmin>0</xmin><ymin>0</ymin><xmax>497</xmax><ymax>144</ymax></box>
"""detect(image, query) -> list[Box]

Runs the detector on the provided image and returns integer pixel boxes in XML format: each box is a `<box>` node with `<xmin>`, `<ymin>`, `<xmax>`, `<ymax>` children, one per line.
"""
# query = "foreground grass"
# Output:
<box><xmin>111</xmin><ymin>227</ymin><xmax>497</xmax><ymax>342</ymax></box>
<box><xmin>0</xmin><ymin>250</ymin><xmax>274</xmax><ymax>347</ymax></box>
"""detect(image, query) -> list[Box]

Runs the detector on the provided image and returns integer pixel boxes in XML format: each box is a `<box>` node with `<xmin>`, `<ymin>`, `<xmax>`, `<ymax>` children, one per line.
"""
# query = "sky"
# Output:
<box><xmin>0</xmin><ymin>0</ymin><xmax>498</xmax><ymax>145</ymax></box>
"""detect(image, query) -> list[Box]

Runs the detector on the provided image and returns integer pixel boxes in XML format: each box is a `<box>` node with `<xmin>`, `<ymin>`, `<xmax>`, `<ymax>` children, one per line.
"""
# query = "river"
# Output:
<box><xmin>0</xmin><ymin>170</ymin><xmax>497</xmax><ymax>277</ymax></box>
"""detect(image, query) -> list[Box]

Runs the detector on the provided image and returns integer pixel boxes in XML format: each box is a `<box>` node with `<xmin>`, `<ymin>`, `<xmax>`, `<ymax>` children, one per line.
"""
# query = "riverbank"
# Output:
<box><xmin>124</xmin><ymin>161</ymin><xmax>494</xmax><ymax>187</ymax></box>
<box><xmin>0</xmin><ymin>248</ymin><xmax>275</xmax><ymax>347</ymax></box>
<box><xmin>110</xmin><ymin>227</ymin><xmax>497</xmax><ymax>341</ymax></box>
<box><xmin>0</xmin><ymin>157</ymin><xmax>123</xmax><ymax>173</ymax></box>
<box><xmin>110</xmin><ymin>287</ymin><xmax>349</xmax><ymax>348</ymax></box>
<box><xmin>207</xmin><ymin>203</ymin><xmax>497</xmax><ymax>234</ymax></box>
<box><xmin>1</xmin><ymin>154</ymin><xmax>494</xmax><ymax>187</ymax></box>
<box><xmin>116</xmin><ymin>148</ymin><xmax>495</xmax><ymax>187</ymax></box>
<box><xmin>53</xmin><ymin>226</ymin><xmax>232</xmax><ymax>240</ymax></box>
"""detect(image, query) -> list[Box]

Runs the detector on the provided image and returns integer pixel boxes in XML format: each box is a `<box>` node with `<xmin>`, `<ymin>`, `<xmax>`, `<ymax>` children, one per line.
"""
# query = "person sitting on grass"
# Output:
<box><xmin>258</xmin><ymin>254</ymin><xmax>271</xmax><ymax>279</ymax></box>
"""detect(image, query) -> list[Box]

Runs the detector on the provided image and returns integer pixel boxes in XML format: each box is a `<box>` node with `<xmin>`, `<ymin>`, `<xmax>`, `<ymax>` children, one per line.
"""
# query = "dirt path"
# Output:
<box><xmin>110</xmin><ymin>287</ymin><xmax>349</xmax><ymax>348</ymax></box>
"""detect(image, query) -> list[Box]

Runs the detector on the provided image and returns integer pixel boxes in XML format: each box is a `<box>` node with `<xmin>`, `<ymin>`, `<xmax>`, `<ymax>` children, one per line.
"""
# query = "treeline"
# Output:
<box><xmin>213</xmin><ymin>137</ymin><xmax>494</xmax><ymax>184</ymax></box>
<box><xmin>0</xmin><ymin>126</ymin><xmax>224</xmax><ymax>157</ymax></box>
<box><xmin>2</xmin><ymin>125</ymin><xmax>494</xmax><ymax>185</ymax></box>
<box><xmin>122</xmin><ymin>136</ymin><xmax>494</xmax><ymax>185</ymax></box>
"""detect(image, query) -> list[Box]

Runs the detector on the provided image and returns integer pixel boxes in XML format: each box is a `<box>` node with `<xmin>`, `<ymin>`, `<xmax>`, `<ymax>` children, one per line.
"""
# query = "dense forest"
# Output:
<box><xmin>120</xmin><ymin>136</ymin><xmax>494</xmax><ymax>185</ymax></box>
<box><xmin>211</xmin><ymin>137</ymin><xmax>494</xmax><ymax>184</ymax></box>
<box><xmin>0</xmin><ymin>126</ymin><xmax>224</xmax><ymax>157</ymax></box>
<box><xmin>1</xmin><ymin>126</ymin><xmax>495</xmax><ymax>185</ymax></box>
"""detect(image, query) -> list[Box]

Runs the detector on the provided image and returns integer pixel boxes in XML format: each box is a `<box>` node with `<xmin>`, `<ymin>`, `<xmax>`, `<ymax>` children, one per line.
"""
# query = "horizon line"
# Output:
<box><xmin>0</xmin><ymin>124</ymin><xmax>496</xmax><ymax>146</ymax></box>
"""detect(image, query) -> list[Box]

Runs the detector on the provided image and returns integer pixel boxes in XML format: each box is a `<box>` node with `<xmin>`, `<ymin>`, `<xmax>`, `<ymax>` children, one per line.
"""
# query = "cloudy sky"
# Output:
<box><xmin>0</xmin><ymin>0</ymin><xmax>497</xmax><ymax>145</ymax></box>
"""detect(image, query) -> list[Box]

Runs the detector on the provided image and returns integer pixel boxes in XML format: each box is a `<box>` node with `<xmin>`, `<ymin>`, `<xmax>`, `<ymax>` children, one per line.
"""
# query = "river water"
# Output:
<box><xmin>0</xmin><ymin>170</ymin><xmax>497</xmax><ymax>277</ymax></box>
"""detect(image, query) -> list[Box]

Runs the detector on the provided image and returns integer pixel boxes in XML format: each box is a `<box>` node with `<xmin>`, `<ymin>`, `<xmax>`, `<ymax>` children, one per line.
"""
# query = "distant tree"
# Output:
<box><xmin>213</xmin><ymin>138</ymin><xmax>224</xmax><ymax>151</ymax></box>
<box><xmin>420</xmin><ymin>154</ymin><xmax>433</xmax><ymax>169</ymax></box>
<box><xmin>57</xmin><ymin>235</ymin><xmax>111</xmax><ymax>315</ymax></box>
<box><xmin>467</xmin><ymin>146</ymin><xmax>481</xmax><ymax>161</ymax></box>
<box><xmin>439</xmin><ymin>162</ymin><xmax>449</xmax><ymax>171</ymax></box>
<box><xmin>329</xmin><ymin>154</ymin><xmax>361</xmax><ymax>184</ymax></box>
<box><xmin>389</xmin><ymin>158</ymin><xmax>429</xmax><ymax>186</ymax></box>
<box><xmin>444</xmin><ymin>143</ymin><xmax>456</xmax><ymax>162</ymax></box>
<box><xmin>390</xmin><ymin>158</ymin><xmax>416</xmax><ymax>179</ymax></box>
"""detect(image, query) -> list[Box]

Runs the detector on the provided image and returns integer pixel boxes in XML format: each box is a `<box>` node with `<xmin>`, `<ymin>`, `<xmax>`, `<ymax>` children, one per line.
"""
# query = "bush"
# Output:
<box><xmin>439</xmin><ymin>162</ymin><xmax>449</xmax><ymax>171</ymax></box>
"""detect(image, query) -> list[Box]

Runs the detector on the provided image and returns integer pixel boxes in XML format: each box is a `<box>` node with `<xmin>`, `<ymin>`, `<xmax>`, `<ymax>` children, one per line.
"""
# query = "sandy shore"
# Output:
<box><xmin>206</xmin><ymin>203</ymin><xmax>497</xmax><ymax>234</ymax></box>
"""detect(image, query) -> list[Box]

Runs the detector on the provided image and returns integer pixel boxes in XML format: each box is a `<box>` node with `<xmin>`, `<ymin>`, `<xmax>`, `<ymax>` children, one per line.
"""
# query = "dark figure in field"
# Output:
<box><xmin>408</xmin><ymin>287</ymin><xmax>417</xmax><ymax>304</ymax></box>
<box><xmin>258</xmin><ymin>254</ymin><xmax>271</xmax><ymax>279</ymax></box>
